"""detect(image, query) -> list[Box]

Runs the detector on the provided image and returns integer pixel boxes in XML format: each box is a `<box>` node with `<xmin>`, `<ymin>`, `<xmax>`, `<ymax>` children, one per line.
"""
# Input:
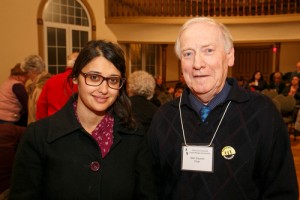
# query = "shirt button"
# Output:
<box><xmin>90</xmin><ymin>161</ymin><xmax>100</xmax><ymax>171</ymax></box>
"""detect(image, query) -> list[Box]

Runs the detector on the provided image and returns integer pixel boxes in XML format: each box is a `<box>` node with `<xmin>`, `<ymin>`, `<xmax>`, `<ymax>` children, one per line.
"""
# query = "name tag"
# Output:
<box><xmin>181</xmin><ymin>145</ymin><xmax>214</xmax><ymax>172</ymax></box>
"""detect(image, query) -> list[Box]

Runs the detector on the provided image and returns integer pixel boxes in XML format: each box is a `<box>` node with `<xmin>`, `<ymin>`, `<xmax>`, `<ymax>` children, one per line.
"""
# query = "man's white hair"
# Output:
<box><xmin>174</xmin><ymin>17</ymin><xmax>233</xmax><ymax>58</ymax></box>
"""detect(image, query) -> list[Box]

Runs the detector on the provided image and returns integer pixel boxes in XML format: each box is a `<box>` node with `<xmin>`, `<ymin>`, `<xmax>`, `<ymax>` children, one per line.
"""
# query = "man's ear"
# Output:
<box><xmin>227</xmin><ymin>47</ymin><xmax>235</xmax><ymax>67</ymax></box>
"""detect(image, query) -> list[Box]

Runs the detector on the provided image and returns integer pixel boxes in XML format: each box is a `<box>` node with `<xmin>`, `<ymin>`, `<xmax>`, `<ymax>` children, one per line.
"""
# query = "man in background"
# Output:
<box><xmin>36</xmin><ymin>52</ymin><xmax>79</xmax><ymax>119</ymax></box>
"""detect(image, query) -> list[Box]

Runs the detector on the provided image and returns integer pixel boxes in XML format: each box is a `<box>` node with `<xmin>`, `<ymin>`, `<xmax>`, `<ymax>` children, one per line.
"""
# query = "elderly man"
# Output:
<box><xmin>148</xmin><ymin>17</ymin><xmax>298</xmax><ymax>199</ymax></box>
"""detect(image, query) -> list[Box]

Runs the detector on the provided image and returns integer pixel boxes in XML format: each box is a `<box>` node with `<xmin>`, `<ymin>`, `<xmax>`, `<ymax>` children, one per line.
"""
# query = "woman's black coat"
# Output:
<box><xmin>9</xmin><ymin>97</ymin><xmax>157</xmax><ymax>200</ymax></box>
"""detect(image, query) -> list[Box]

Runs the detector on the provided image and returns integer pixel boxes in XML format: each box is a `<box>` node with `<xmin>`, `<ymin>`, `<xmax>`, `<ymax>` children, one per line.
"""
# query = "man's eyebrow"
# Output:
<box><xmin>181</xmin><ymin>48</ymin><xmax>195</xmax><ymax>52</ymax></box>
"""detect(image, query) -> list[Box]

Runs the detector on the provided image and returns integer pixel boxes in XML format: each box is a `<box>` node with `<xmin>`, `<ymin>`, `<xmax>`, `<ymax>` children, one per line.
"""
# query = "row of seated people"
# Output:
<box><xmin>238</xmin><ymin>69</ymin><xmax>300</xmax><ymax>105</ymax></box>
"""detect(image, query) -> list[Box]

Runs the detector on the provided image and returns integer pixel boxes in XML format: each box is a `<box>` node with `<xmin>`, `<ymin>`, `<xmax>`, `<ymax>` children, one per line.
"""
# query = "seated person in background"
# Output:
<box><xmin>0</xmin><ymin>63</ymin><xmax>28</xmax><ymax>127</ymax></box>
<box><xmin>236</xmin><ymin>76</ymin><xmax>246</xmax><ymax>87</ymax></box>
<box><xmin>282</xmin><ymin>74</ymin><xmax>300</xmax><ymax>104</ymax></box>
<box><xmin>269</xmin><ymin>71</ymin><xmax>286</xmax><ymax>94</ymax></box>
<box><xmin>290</xmin><ymin>61</ymin><xmax>300</xmax><ymax>79</ymax></box>
<box><xmin>127</xmin><ymin>70</ymin><xmax>158</xmax><ymax>133</ymax></box>
<box><xmin>175</xmin><ymin>72</ymin><xmax>186</xmax><ymax>89</ymax></box>
<box><xmin>173</xmin><ymin>83</ymin><xmax>185</xmax><ymax>99</ymax></box>
<box><xmin>36</xmin><ymin>52</ymin><xmax>79</xmax><ymax>120</ymax></box>
<box><xmin>154</xmin><ymin>75</ymin><xmax>173</xmax><ymax>105</ymax></box>
<box><xmin>0</xmin><ymin>124</ymin><xmax>26</xmax><ymax>200</ymax></box>
<box><xmin>245</xmin><ymin>71</ymin><xmax>268</xmax><ymax>92</ymax></box>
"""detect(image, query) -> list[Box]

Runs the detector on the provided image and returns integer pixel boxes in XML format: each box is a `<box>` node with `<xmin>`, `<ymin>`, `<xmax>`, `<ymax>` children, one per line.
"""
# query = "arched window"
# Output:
<box><xmin>43</xmin><ymin>0</ymin><xmax>91</xmax><ymax>74</ymax></box>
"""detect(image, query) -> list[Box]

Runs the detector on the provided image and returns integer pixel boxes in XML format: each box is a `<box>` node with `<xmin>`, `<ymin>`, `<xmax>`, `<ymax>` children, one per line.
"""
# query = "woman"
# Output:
<box><xmin>282</xmin><ymin>74</ymin><xmax>300</xmax><ymax>104</ymax></box>
<box><xmin>9</xmin><ymin>40</ymin><xmax>157</xmax><ymax>199</ymax></box>
<box><xmin>0</xmin><ymin>63</ymin><xmax>28</xmax><ymax>126</ymax></box>
<box><xmin>20</xmin><ymin>55</ymin><xmax>52</xmax><ymax>124</ymax></box>
<box><xmin>127</xmin><ymin>70</ymin><xmax>158</xmax><ymax>133</ymax></box>
<box><xmin>245</xmin><ymin>71</ymin><xmax>268</xmax><ymax>92</ymax></box>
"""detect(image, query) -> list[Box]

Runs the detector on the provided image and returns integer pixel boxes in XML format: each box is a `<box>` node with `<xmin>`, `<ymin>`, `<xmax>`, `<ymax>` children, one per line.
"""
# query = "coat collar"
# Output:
<box><xmin>46</xmin><ymin>96</ymin><xmax>81</xmax><ymax>143</ymax></box>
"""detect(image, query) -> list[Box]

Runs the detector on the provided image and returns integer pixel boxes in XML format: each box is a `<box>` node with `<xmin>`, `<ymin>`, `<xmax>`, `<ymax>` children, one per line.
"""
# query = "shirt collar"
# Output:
<box><xmin>189</xmin><ymin>81</ymin><xmax>231</xmax><ymax>112</ymax></box>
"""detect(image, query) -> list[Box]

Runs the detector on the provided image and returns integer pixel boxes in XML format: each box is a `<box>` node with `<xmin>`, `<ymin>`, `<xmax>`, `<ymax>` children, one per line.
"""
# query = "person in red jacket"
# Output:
<box><xmin>36</xmin><ymin>52</ymin><xmax>79</xmax><ymax>119</ymax></box>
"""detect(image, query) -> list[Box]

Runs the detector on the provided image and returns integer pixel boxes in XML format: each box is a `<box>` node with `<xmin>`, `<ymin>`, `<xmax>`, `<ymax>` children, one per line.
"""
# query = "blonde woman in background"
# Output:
<box><xmin>20</xmin><ymin>55</ymin><xmax>52</xmax><ymax>124</ymax></box>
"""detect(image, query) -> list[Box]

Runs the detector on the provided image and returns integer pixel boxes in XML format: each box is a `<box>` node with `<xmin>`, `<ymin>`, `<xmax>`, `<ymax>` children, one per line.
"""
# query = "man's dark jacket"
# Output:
<box><xmin>148</xmin><ymin>78</ymin><xmax>298</xmax><ymax>200</ymax></box>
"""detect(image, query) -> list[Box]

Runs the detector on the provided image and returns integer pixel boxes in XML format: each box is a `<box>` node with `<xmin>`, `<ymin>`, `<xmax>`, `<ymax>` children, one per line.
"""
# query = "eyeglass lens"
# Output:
<box><xmin>83</xmin><ymin>73</ymin><xmax>124</xmax><ymax>89</ymax></box>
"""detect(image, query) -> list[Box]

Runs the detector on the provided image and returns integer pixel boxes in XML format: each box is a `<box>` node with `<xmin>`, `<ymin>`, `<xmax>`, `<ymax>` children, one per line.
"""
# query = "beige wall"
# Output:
<box><xmin>0</xmin><ymin>0</ymin><xmax>40</xmax><ymax>83</ymax></box>
<box><xmin>280</xmin><ymin>42</ymin><xmax>300</xmax><ymax>74</ymax></box>
<box><xmin>0</xmin><ymin>0</ymin><xmax>299</xmax><ymax>84</ymax></box>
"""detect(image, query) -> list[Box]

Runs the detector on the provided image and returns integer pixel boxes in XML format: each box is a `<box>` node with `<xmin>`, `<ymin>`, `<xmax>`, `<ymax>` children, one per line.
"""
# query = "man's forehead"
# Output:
<box><xmin>181</xmin><ymin>23</ymin><xmax>221</xmax><ymax>40</ymax></box>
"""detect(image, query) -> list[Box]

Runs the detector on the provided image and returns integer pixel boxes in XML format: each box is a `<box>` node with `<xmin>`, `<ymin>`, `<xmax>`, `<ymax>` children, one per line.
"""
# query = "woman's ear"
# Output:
<box><xmin>72</xmin><ymin>77</ymin><xmax>78</xmax><ymax>84</ymax></box>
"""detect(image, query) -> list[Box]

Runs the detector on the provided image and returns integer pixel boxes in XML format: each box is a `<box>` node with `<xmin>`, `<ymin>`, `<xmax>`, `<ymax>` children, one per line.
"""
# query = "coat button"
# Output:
<box><xmin>90</xmin><ymin>161</ymin><xmax>100</xmax><ymax>171</ymax></box>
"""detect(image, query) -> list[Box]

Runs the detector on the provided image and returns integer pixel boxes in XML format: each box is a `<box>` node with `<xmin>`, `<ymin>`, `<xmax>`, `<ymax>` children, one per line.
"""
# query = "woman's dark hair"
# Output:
<box><xmin>69</xmin><ymin>40</ymin><xmax>136</xmax><ymax>129</ymax></box>
<box><xmin>250</xmin><ymin>71</ymin><xmax>264</xmax><ymax>81</ymax></box>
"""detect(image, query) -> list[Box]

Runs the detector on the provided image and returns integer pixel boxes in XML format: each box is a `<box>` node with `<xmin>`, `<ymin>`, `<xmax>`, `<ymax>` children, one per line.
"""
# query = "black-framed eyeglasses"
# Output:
<box><xmin>80</xmin><ymin>72</ymin><xmax>125</xmax><ymax>90</ymax></box>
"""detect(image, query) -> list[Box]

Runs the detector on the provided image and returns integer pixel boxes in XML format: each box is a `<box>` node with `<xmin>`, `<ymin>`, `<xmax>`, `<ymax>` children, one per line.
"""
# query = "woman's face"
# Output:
<box><xmin>254</xmin><ymin>72</ymin><xmax>261</xmax><ymax>80</ymax></box>
<box><xmin>291</xmin><ymin>76</ymin><xmax>299</xmax><ymax>86</ymax></box>
<box><xmin>74</xmin><ymin>56</ymin><xmax>121</xmax><ymax>116</ymax></box>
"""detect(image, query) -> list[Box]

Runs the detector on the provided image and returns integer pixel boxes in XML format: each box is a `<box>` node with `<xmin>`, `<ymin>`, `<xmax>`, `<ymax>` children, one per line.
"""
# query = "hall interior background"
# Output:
<box><xmin>0</xmin><ymin>0</ymin><xmax>300</xmax><ymax>87</ymax></box>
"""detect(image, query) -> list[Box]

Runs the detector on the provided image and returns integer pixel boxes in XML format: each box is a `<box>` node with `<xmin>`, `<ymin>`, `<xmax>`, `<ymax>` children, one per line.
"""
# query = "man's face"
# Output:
<box><xmin>179</xmin><ymin>22</ymin><xmax>234</xmax><ymax>102</ymax></box>
<box><xmin>156</xmin><ymin>76</ymin><xmax>162</xmax><ymax>85</ymax></box>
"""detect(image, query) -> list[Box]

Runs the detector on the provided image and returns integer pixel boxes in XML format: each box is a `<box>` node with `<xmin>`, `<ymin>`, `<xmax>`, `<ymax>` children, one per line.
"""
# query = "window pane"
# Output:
<box><xmin>80</xmin><ymin>31</ymin><xmax>88</xmax><ymax>46</ymax></box>
<box><xmin>61</xmin><ymin>0</ymin><xmax>67</xmax><ymax>6</ymax></box>
<box><xmin>57</xmin><ymin>29</ymin><xmax>66</xmax><ymax>46</ymax></box>
<box><xmin>75</xmin><ymin>17</ymin><xmax>81</xmax><ymax>25</ymax></box>
<box><xmin>69</xmin><ymin>0</ymin><xmax>75</xmax><ymax>7</ymax></box>
<box><xmin>72</xmin><ymin>30</ymin><xmax>79</xmax><ymax>47</ymax></box>
<box><xmin>48</xmin><ymin>66</ymin><xmax>57</xmax><ymax>74</ymax></box>
<box><xmin>53</xmin><ymin>14</ymin><xmax>60</xmax><ymax>22</ymax></box>
<box><xmin>53</xmin><ymin>3</ymin><xmax>60</xmax><ymax>14</ymax></box>
<box><xmin>58</xmin><ymin>66</ymin><xmax>66</xmax><ymax>73</ymax></box>
<box><xmin>48</xmin><ymin>47</ymin><xmax>57</xmax><ymax>65</ymax></box>
<box><xmin>69</xmin><ymin>16</ymin><xmax>74</xmax><ymax>24</ymax></box>
<box><xmin>61</xmin><ymin>15</ymin><xmax>67</xmax><ymax>23</ymax></box>
<box><xmin>61</xmin><ymin>5</ymin><xmax>67</xmax><ymax>15</ymax></box>
<box><xmin>58</xmin><ymin>48</ymin><xmax>66</xmax><ymax>65</ymax></box>
<box><xmin>144</xmin><ymin>44</ymin><xmax>156</xmax><ymax>76</ymax></box>
<box><xmin>75</xmin><ymin>8</ymin><xmax>81</xmax><ymax>17</ymax></box>
<box><xmin>47</xmin><ymin>27</ymin><xmax>56</xmax><ymax>46</ymax></box>
<box><xmin>68</xmin><ymin>7</ymin><xmax>74</xmax><ymax>15</ymax></box>
<box><xmin>82</xmin><ymin>19</ymin><xmax>89</xmax><ymax>26</ymax></box>
<box><xmin>130</xmin><ymin>44</ymin><xmax>142</xmax><ymax>72</ymax></box>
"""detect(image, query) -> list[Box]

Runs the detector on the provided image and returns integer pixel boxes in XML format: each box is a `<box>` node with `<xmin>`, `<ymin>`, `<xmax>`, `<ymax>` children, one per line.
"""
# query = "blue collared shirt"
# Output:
<box><xmin>189</xmin><ymin>81</ymin><xmax>231</xmax><ymax>116</ymax></box>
